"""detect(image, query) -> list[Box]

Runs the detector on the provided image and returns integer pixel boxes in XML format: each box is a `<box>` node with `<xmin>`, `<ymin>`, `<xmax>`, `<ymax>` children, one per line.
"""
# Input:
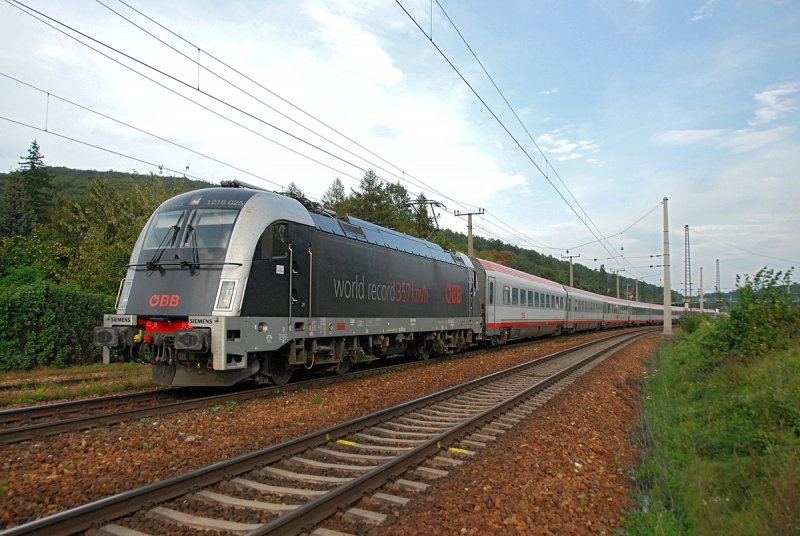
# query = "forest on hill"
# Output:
<box><xmin>0</xmin><ymin>140</ymin><xmax>681</xmax><ymax>302</ymax></box>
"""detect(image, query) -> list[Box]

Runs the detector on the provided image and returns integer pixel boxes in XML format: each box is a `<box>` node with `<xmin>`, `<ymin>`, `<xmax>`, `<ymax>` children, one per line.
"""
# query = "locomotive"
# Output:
<box><xmin>94</xmin><ymin>184</ymin><xmax>680</xmax><ymax>387</ymax></box>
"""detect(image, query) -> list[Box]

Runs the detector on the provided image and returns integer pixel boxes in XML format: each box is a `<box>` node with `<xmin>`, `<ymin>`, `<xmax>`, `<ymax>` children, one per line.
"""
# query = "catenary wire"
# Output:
<box><xmin>4</xmin><ymin>0</ymin><xmax>367</xmax><ymax>189</ymax></box>
<box><xmin>1</xmin><ymin>115</ymin><xmax>212</xmax><ymax>183</ymax></box>
<box><xmin>394</xmin><ymin>0</ymin><xmax>625</xmax><ymax>271</ymax></box>
<box><xmin>8</xmin><ymin>0</ymin><xmax>560</xmax><ymax>254</ymax></box>
<box><xmin>105</xmin><ymin>0</ymin><xmax>564</xmax><ymax>252</ymax></box>
<box><xmin>0</xmin><ymin>71</ymin><xmax>286</xmax><ymax>189</ymax></box>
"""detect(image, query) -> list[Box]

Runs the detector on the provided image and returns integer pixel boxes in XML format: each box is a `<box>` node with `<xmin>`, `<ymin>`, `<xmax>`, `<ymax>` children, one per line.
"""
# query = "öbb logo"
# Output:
<box><xmin>445</xmin><ymin>284</ymin><xmax>462</xmax><ymax>305</ymax></box>
<box><xmin>149</xmin><ymin>294</ymin><xmax>180</xmax><ymax>307</ymax></box>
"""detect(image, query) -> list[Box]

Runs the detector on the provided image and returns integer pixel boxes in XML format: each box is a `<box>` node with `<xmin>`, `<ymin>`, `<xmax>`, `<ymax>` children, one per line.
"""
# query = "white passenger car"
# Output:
<box><xmin>478</xmin><ymin>259</ymin><xmax>567</xmax><ymax>343</ymax></box>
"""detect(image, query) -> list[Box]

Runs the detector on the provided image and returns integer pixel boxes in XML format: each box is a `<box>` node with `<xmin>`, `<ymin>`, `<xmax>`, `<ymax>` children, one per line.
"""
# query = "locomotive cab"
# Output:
<box><xmin>94</xmin><ymin>187</ymin><xmax>316</xmax><ymax>386</ymax></box>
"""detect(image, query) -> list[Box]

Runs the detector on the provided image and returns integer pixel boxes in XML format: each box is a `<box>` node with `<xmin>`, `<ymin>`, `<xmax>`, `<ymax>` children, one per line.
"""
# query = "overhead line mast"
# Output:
<box><xmin>684</xmin><ymin>224</ymin><xmax>692</xmax><ymax>310</ymax></box>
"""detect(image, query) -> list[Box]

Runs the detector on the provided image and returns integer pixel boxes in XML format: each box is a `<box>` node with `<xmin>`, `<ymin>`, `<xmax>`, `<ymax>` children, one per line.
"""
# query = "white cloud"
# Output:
<box><xmin>653</xmin><ymin>126</ymin><xmax>796</xmax><ymax>153</ymax></box>
<box><xmin>692</xmin><ymin>0</ymin><xmax>718</xmax><ymax>22</ymax></box>
<box><xmin>720</xmin><ymin>126</ymin><xmax>798</xmax><ymax>153</ymax></box>
<box><xmin>652</xmin><ymin>129</ymin><xmax>725</xmax><ymax>145</ymax></box>
<box><xmin>750</xmin><ymin>82</ymin><xmax>800</xmax><ymax>126</ymax></box>
<box><xmin>540</xmin><ymin>88</ymin><xmax>558</xmax><ymax>95</ymax></box>
<box><xmin>36</xmin><ymin>44</ymin><xmax>83</xmax><ymax>66</ymax></box>
<box><xmin>536</xmin><ymin>132</ymin><xmax>599</xmax><ymax>162</ymax></box>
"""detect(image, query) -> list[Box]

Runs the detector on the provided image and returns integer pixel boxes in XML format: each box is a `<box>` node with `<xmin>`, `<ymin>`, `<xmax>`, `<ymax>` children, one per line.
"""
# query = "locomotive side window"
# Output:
<box><xmin>143</xmin><ymin>211</ymin><xmax>185</xmax><ymax>250</ymax></box>
<box><xmin>272</xmin><ymin>223</ymin><xmax>288</xmax><ymax>257</ymax></box>
<box><xmin>254</xmin><ymin>223</ymin><xmax>288</xmax><ymax>260</ymax></box>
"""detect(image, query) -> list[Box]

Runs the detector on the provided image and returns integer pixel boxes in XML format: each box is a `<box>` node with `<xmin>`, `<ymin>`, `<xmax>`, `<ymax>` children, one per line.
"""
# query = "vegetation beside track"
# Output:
<box><xmin>0</xmin><ymin>362</ymin><xmax>152</xmax><ymax>407</ymax></box>
<box><xmin>624</xmin><ymin>268</ymin><xmax>799</xmax><ymax>535</ymax></box>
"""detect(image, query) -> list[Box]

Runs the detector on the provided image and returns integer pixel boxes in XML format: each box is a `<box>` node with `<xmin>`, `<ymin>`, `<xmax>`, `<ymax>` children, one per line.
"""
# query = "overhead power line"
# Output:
<box><xmin>105</xmin><ymin>0</ymin><xmax>562</xmax><ymax>253</ymax></box>
<box><xmin>0</xmin><ymin>71</ymin><xmax>286</xmax><ymax>189</ymax></box>
<box><xmin>6</xmin><ymin>0</ymin><xmax>563</xmax><ymax>254</ymax></box>
<box><xmin>394</xmin><ymin>0</ymin><xmax>626</xmax><ymax>272</ymax></box>
<box><xmin>1</xmin><ymin>115</ymin><xmax>211</xmax><ymax>183</ymax></box>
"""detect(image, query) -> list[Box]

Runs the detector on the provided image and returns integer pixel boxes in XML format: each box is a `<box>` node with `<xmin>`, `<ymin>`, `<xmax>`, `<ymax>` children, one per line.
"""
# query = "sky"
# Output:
<box><xmin>0</xmin><ymin>0</ymin><xmax>798</xmax><ymax>297</ymax></box>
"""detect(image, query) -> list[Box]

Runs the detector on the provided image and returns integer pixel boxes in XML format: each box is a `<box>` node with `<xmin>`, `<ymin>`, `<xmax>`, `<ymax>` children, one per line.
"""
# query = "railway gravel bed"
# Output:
<box><xmin>0</xmin><ymin>329</ymin><xmax>655</xmax><ymax>532</ymax></box>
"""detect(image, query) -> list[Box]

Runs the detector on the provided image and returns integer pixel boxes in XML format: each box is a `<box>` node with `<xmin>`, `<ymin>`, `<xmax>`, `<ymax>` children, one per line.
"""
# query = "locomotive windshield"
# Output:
<box><xmin>142</xmin><ymin>208</ymin><xmax>238</xmax><ymax>257</ymax></box>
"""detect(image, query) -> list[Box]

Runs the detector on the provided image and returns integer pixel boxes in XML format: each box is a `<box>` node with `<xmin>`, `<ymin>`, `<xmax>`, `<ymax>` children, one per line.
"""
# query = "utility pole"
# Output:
<box><xmin>663</xmin><ymin>198</ymin><xmax>673</xmax><ymax>336</ymax></box>
<box><xmin>635</xmin><ymin>279</ymin><xmax>639</xmax><ymax>302</ymax></box>
<box><xmin>561</xmin><ymin>251</ymin><xmax>580</xmax><ymax>287</ymax></box>
<box><xmin>454</xmin><ymin>209</ymin><xmax>484</xmax><ymax>256</ymax></box>
<box><xmin>610</xmin><ymin>269</ymin><xmax>626</xmax><ymax>298</ymax></box>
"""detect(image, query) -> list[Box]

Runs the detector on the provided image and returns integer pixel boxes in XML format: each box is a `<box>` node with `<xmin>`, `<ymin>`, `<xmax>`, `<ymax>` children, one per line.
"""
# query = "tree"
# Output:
<box><xmin>284</xmin><ymin>181</ymin><xmax>304</xmax><ymax>199</ymax></box>
<box><xmin>0</xmin><ymin>176</ymin><xmax>35</xmax><ymax>237</ymax></box>
<box><xmin>17</xmin><ymin>140</ymin><xmax>52</xmax><ymax>223</ymax></box>
<box><xmin>322</xmin><ymin>178</ymin><xmax>347</xmax><ymax>214</ymax></box>
<box><xmin>0</xmin><ymin>141</ymin><xmax>53</xmax><ymax>237</ymax></box>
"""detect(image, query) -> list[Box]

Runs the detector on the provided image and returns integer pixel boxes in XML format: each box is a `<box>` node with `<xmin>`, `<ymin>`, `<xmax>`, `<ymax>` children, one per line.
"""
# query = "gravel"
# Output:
<box><xmin>0</xmin><ymin>330</ymin><xmax>654</xmax><ymax>532</ymax></box>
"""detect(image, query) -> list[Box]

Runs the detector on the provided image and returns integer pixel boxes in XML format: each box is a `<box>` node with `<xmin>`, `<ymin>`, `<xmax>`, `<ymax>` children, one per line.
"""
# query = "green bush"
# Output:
<box><xmin>679</xmin><ymin>312</ymin><xmax>708</xmax><ymax>334</ymax></box>
<box><xmin>0</xmin><ymin>280</ymin><xmax>113</xmax><ymax>369</ymax></box>
<box><xmin>712</xmin><ymin>267</ymin><xmax>797</xmax><ymax>359</ymax></box>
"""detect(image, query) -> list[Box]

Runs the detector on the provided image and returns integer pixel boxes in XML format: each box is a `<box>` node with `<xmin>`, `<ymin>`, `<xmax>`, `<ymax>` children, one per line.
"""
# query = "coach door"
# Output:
<box><xmin>287</xmin><ymin>224</ymin><xmax>312</xmax><ymax>333</ymax></box>
<box><xmin>487</xmin><ymin>276</ymin><xmax>496</xmax><ymax>333</ymax></box>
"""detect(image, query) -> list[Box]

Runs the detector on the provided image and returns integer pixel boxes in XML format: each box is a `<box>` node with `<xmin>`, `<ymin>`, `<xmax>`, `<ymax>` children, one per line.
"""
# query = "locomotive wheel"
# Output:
<box><xmin>335</xmin><ymin>356</ymin><xmax>352</xmax><ymax>375</ymax></box>
<box><xmin>418</xmin><ymin>344</ymin><xmax>430</xmax><ymax>360</ymax></box>
<box><xmin>267</xmin><ymin>354</ymin><xmax>292</xmax><ymax>386</ymax></box>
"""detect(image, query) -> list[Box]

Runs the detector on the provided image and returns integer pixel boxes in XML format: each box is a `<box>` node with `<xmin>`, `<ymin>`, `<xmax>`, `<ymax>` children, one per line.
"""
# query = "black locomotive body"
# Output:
<box><xmin>95</xmin><ymin>186</ymin><xmax>484</xmax><ymax>386</ymax></box>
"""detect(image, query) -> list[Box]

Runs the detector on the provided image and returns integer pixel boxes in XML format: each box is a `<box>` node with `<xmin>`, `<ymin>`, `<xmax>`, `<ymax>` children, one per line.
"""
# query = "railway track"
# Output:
<box><xmin>3</xmin><ymin>328</ymin><xmax>655</xmax><ymax>535</ymax></box>
<box><xmin>0</xmin><ymin>329</ymin><xmax>631</xmax><ymax>445</ymax></box>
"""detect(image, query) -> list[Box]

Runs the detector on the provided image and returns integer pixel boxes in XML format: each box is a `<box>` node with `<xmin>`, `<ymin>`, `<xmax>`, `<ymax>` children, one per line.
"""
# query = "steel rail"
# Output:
<box><xmin>0</xmin><ymin>329</ymin><xmax>654</xmax><ymax>536</ymax></box>
<box><xmin>0</xmin><ymin>327</ymin><xmax>640</xmax><ymax>444</ymax></box>
<box><xmin>248</xmin><ymin>328</ymin><xmax>655</xmax><ymax>535</ymax></box>
<box><xmin>0</xmin><ymin>389</ymin><xmax>177</xmax><ymax>425</ymax></box>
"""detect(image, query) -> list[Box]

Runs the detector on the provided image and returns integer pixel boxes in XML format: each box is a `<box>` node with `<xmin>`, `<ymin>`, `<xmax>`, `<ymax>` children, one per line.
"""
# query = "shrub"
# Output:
<box><xmin>679</xmin><ymin>312</ymin><xmax>708</xmax><ymax>334</ymax></box>
<box><xmin>0</xmin><ymin>281</ymin><xmax>113</xmax><ymax>369</ymax></box>
<box><xmin>712</xmin><ymin>267</ymin><xmax>797</xmax><ymax>359</ymax></box>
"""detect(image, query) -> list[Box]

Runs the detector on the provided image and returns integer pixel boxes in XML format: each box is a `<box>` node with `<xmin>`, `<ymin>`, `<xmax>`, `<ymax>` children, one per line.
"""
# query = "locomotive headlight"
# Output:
<box><xmin>116</xmin><ymin>279</ymin><xmax>132</xmax><ymax>310</ymax></box>
<box><xmin>215</xmin><ymin>279</ymin><xmax>238</xmax><ymax>311</ymax></box>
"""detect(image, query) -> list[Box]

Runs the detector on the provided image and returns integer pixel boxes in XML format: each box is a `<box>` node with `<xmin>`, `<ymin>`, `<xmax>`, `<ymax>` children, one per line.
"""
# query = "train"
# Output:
<box><xmin>94</xmin><ymin>185</ymin><xmax>699</xmax><ymax>387</ymax></box>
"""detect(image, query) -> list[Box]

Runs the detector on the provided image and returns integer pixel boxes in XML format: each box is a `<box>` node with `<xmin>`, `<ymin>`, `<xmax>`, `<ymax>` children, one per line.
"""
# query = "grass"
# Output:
<box><xmin>0</xmin><ymin>362</ymin><xmax>153</xmax><ymax>407</ymax></box>
<box><xmin>208</xmin><ymin>400</ymin><xmax>238</xmax><ymax>412</ymax></box>
<box><xmin>623</xmin><ymin>324</ymin><xmax>800</xmax><ymax>535</ymax></box>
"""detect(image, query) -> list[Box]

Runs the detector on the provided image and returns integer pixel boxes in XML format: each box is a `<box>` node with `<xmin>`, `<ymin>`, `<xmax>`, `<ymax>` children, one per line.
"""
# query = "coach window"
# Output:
<box><xmin>528</xmin><ymin>290</ymin><xmax>533</xmax><ymax>307</ymax></box>
<box><xmin>512</xmin><ymin>287</ymin><xmax>519</xmax><ymax>305</ymax></box>
<box><xmin>519</xmin><ymin>289</ymin><xmax>526</xmax><ymax>306</ymax></box>
<box><xmin>489</xmin><ymin>281</ymin><xmax>494</xmax><ymax>305</ymax></box>
<box><xmin>503</xmin><ymin>286</ymin><xmax>511</xmax><ymax>305</ymax></box>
